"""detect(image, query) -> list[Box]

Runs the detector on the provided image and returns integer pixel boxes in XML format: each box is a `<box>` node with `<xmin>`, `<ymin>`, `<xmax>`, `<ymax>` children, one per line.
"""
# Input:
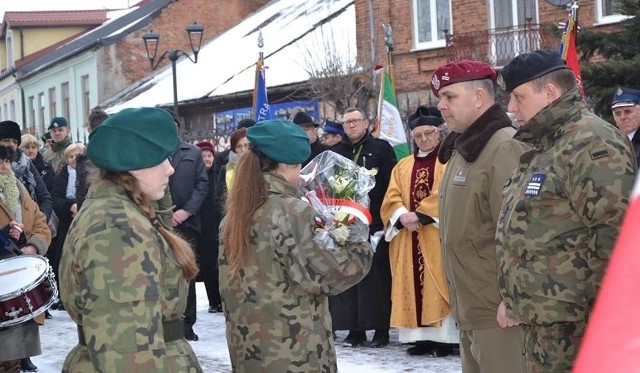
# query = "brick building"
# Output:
<box><xmin>355</xmin><ymin>0</ymin><xmax>625</xmax><ymax>116</ymax></box>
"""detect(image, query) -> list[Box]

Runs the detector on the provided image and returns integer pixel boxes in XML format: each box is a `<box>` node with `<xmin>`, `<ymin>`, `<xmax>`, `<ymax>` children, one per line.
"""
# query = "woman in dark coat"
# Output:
<box><xmin>49</xmin><ymin>143</ymin><xmax>85</xmax><ymax>310</ymax></box>
<box><xmin>195</xmin><ymin>141</ymin><xmax>221</xmax><ymax>312</ymax></box>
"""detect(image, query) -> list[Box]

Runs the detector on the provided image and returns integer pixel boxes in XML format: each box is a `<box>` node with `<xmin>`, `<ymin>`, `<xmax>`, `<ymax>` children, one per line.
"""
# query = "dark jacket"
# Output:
<box><xmin>212</xmin><ymin>148</ymin><xmax>231</xmax><ymax>176</ymax></box>
<box><xmin>74</xmin><ymin>154</ymin><xmax>93</xmax><ymax>210</ymax></box>
<box><xmin>169</xmin><ymin>141</ymin><xmax>209</xmax><ymax>235</ymax></box>
<box><xmin>197</xmin><ymin>166</ymin><xmax>220</xmax><ymax>283</ymax></box>
<box><xmin>13</xmin><ymin>150</ymin><xmax>53</xmax><ymax>221</ymax></box>
<box><xmin>303</xmin><ymin>139</ymin><xmax>328</xmax><ymax>166</ymax></box>
<box><xmin>631</xmin><ymin>130</ymin><xmax>640</xmax><ymax>167</ymax></box>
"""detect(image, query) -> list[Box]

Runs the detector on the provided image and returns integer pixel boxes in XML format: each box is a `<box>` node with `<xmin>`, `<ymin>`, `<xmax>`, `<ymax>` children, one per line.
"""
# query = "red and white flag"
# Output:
<box><xmin>573</xmin><ymin>175</ymin><xmax>640</xmax><ymax>372</ymax></box>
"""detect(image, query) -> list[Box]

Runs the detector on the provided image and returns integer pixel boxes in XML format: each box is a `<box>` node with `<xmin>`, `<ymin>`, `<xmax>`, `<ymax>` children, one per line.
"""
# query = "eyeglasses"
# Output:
<box><xmin>344</xmin><ymin>118</ymin><xmax>365</xmax><ymax>126</ymax></box>
<box><xmin>411</xmin><ymin>129</ymin><xmax>438</xmax><ymax>140</ymax></box>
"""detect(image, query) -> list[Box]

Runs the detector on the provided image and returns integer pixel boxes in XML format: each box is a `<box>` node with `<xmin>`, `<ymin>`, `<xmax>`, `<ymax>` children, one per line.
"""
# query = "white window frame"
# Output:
<box><xmin>488</xmin><ymin>0</ymin><xmax>539</xmax><ymax>66</ymax></box>
<box><xmin>596</xmin><ymin>0</ymin><xmax>627</xmax><ymax>25</ymax></box>
<box><xmin>412</xmin><ymin>0</ymin><xmax>452</xmax><ymax>50</ymax></box>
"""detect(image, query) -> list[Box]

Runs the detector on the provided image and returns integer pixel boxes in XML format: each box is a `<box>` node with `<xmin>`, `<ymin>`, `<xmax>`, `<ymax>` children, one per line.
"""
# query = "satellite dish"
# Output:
<box><xmin>546</xmin><ymin>0</ymin><xmax>572</xmax><ymax>7</ymax></box>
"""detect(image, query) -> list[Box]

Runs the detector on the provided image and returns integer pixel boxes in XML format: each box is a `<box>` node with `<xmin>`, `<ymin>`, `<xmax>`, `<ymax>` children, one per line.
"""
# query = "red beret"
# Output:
<box><xmin>196</xmin><ymin>141</ymin><xmax>215</xmax><ymax>154</ymax></box>
<box><xmin>430</xmin><ymin>60</ymin><xmax>497</xmax><ymax>96</ymax></box>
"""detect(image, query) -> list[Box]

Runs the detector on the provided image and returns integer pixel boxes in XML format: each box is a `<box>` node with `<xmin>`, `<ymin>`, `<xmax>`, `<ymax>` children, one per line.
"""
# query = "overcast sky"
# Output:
<box><xmin>0</xmin><ymin>0</ymin><xmax>132</xmax><ymax>18</ymax></box>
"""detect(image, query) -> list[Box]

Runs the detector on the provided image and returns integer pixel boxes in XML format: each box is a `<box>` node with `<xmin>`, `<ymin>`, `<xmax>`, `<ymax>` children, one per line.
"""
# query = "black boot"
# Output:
<box><xmin>342</xmin><ymin>330</ymin><xmax>366</xmax><ymax>347</ymax></box>
<box><xmin>21</xmin><ymin>357</ymin><xmax>38</xmax><ymax>372</ymax></box>
<box><xmin>185</xmin><ymin>325</ymin><xmax>199</xmax><ymax>341</ymax></box>
<box><xmin>370</xmin><ymin>329</ymin><xmax>389</xmax><ymax>348</ymax></box>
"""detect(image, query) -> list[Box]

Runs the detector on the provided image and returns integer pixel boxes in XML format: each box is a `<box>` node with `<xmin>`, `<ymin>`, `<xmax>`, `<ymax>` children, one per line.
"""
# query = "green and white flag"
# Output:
<box><xmin>376</xmin><ymin>69</ymin><xmax>409</xmax><ymax>160</ymax></box>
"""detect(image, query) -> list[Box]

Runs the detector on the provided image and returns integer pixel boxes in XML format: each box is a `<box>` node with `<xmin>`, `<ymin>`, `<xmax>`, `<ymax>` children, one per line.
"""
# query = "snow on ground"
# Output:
<box><xmin>34</xmin><ymin>283</ymin><xmax>462</xmax><ymax>372</ymax></box>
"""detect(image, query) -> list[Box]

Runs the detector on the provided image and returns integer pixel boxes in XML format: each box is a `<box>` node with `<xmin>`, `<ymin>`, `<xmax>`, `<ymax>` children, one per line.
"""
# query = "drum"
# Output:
<box><xmin>0</xmin><ymin>255</ymin><xmax>58</xmax><ymax>328</ymax></box>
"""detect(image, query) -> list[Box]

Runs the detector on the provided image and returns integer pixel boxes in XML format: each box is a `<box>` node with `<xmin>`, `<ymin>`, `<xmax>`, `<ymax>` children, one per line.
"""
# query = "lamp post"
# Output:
<box><xmin>142</xmin><ymin>22</ymin><xmax>204</xmax><ymax>117</ymax></box>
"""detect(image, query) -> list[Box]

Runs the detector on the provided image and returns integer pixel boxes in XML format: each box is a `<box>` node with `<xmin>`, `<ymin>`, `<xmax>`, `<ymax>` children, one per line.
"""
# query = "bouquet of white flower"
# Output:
<box><xmin>299</xmin><ymin>151</ymin><xmax>376</xmax><ymax>249</ymax></box>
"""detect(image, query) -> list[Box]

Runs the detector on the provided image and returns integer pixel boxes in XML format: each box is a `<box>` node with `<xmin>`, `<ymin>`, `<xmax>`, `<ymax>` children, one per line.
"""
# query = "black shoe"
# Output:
<box><xmin>185</xmin><ymin>326</ymin><xmax>199</xmax><ymax>341</ymax></box>
<box><xmin>208</xmin><ymin>304</ymin><xmax>222</xmax><ymax>313</ymax></box>
<box><xmin>370</xmin><ymin>329</ymin><xmax>389</xmax><ymax>348</ymax></box>
<box><xmin>408</xmin><ymin>341</ymin><xmax>453</xmax><ymax>357</ymax></box>
<box><xmin>332</xmin><ymin>331</ymin><xmax>337</xmax><ymax>340</ymax></box>
<box><xmin>44</xmin><ymin>310</ymin><xmax>53</xmax><ymax>319</ymax></box>
<box><xmin>21</xmin><ymin>357</ymin><xmax>38</xmax><ymax>372</ymax></box>
<box><xmin>342</xmin><ymin>330</ymin><xmax>366</xmax><ymax>347</ymax></box>
<box><xmin>56</xmin><ymin>302</ymin><xmax>65</xmax><ymax>311</ymax></box>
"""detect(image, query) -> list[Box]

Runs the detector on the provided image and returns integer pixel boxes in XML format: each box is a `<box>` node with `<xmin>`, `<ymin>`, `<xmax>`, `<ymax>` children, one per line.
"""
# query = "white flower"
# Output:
<box><xmin>330</xmin><ymin>224</ymin><xmax>350</xmax><ymax>246</ymax></box>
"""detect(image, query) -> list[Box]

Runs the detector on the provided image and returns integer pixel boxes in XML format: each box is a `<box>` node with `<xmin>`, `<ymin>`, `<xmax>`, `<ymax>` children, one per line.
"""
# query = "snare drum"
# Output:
<box><xmin>0</xmin><ymin>254</ymin><xmax>58</xmax><ymax>328</ymax></box>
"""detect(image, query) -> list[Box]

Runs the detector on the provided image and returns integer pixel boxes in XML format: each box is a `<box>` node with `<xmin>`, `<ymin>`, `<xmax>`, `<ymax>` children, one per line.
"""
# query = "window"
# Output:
<box><xmin>597</xmin><ymin>0</ymin><xmax>625</xmax><ymax>24</ymax></box>
<box><xmin>6</xmin><ymin>31</ymin><xmax>14</xmax><ymax>69</ymax></box>
<box><xmin>28</xmin><ymin>96</ymin><xmax>35</xmax><ymax>129</ymax></box>
<box><xmin>61</xmin><ymin>82</ymin><xmax>70</xmax><ymax>119</ymax></box>
<box><xmin>38</xmin><ymin>93</ymin><xmax>45</xmax><ymax>134</ymax></box>
<box><xmin>413</xmin><ymin>0</ymin><xmax>451</xmax><ymax>49</ymax></box>
<box><xmin>489</xmin><ymin>0</ymin><xmax>538</xmax><ymax>66</ymax></box>
<box><xmin>9</xmin><ymin>100</ymin><xmax>15</xmax><ymax>121</ymax></box>
<box><xmin>81</xmin><ymin>75</ymin><xmax>90</xmax><ymax>128</ymax></box>
<box><xmin>48</xmin><ymin>87</ymin><xmax>57</xmax><ymax>118</ymax></box>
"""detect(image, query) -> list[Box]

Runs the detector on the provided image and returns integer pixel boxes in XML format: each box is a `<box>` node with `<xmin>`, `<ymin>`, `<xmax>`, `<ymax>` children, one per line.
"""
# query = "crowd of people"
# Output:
<box><xmin>0</xmin><ymin>48</ymin><xmax>638</xmax><ymax>373</ymax></box>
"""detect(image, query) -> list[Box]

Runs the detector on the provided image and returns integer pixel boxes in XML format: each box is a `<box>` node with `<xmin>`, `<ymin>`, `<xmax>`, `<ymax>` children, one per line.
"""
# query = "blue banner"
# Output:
<box><xmin>253</xmin><ymin>63</ymin><xmax>272</xmax><ymax>121</ymax></box>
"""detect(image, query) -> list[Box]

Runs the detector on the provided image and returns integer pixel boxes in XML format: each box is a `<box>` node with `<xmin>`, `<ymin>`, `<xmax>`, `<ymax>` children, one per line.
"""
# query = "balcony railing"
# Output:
<box><xmin>445</xmin><ymin>22</ymin><xmax>558</xmax><ymax>67</ymax></box>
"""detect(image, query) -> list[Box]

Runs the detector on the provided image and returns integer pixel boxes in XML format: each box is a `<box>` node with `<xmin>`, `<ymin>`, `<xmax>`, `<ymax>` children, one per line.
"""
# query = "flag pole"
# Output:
<box><xmin>375</xmin><ymin>24</ymin><xmax>395</xmax><ymax>138</ymax></box>
<box><xmin>252</xmin><ymin>30</ymin><xmax>264</xmax><ymax>118</ymax></box>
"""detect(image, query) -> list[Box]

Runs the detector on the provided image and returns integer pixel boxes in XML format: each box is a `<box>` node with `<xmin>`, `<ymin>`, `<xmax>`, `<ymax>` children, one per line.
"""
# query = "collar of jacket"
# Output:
<box><xmin>438</xmin><ymin>103</ymin><xmax>511</xmax><ymax>163</ymax></box>
<box><xmin>341</xmin><ymin>131</ymin><xmax>371</xmax><ymax>147</ymax></box>
<box><xmin>51</xmin><ymin>136</ymin><xmax>72</xmax><ymax>152</ymax></box>
<box><xmin>264</xmin><ymin>172</ymin><xmax>299</xmax><ymax>198</ymax></box>
<box><xmin>514</xmin><ymin>87</ymin><xmax>585</xmax><ymax>147</ymax></box>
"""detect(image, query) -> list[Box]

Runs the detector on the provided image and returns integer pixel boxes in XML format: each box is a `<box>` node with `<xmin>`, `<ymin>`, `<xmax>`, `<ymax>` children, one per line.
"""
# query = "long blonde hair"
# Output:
<box><xmin>222</xmin><ymin>148</ymin><xmax>277</xmax><ymax>277</ymax></box>
<box><xmin>101</xmin><ymin>170</ymin><xmax>199</xmax><ymax>279</ymax></box>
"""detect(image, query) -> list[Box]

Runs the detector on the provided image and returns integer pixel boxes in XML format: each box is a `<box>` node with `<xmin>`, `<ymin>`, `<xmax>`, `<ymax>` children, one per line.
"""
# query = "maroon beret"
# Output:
<box><xmin>196</xmin><ymin>141</ymin><xmax>215</xmax><ymax>154</ymax></box>
<box><xmin>430</xmin><ymin>60</ymin><xmax>497</xmax><ymax>96</ymax></box>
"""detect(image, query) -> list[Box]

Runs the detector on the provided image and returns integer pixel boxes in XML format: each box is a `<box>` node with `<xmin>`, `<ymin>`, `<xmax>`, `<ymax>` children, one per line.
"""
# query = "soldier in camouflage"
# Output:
<box><xmin>59</xmin><ymin>108</ymin><xmax>202</xmax><ymax>372</ymax></box>
<box><xmin>496</xmin><ymin>50</ymin><xmax>638</xmax><ymax>372</ymax></box>
<box><xmin>219</xmin><ymin>119</ymin><xmax>373</xmax><ymax>373</ymax></box>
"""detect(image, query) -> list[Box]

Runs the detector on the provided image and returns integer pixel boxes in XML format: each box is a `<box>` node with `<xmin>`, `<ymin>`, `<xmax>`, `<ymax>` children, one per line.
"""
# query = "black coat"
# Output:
<box><xmin>632</xmin><ymin>130</ymin><xmax>640</xmax><ymax>167</ymax></box>
<box><xmin>168</xmin><ymin>142</ymin><xmax>209</xmax><ymax>235</ymax></box>
<box><xmin>329</xmin><ymin>133</ymin><xmax>398</xmax><ymax>331</ymax></box>
<box><xmin>14</xmin><ymin>151</ymin><xmax>53</xmax><ymax>221</ymax></box>
<box><xmin>196</xmin><ymin>167</ymin><xmax>220</xmax><ymax>283</ymax></box>
<box><xmin>303</xmin><ymin>139</ymin><xmax>328</xmax><ymax>167</ymax></box>
<box><xmin>47</xmin><ymin>166</ymin><xmax>76</xmax><ymax>286</ymax></box>
<box><xmin>74</xmin><ymin>154</ymin><xmax>93</xmax><ymax>210</ymax></box>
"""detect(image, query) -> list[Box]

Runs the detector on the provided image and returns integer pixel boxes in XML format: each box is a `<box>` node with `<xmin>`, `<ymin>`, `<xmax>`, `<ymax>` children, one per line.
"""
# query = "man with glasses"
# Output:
<box><xmin>330</xmin><ymin>107</ymin><xmax>397</xmax><ymax>348</ymax></box>
<box><xmin>611</xmin><ymin>87</ymin><xmax>640</xmax><ymax>165</ymax></box>
<box><xmin>433</xmin><ymin>60</ymin><xmax>528</xmax><ymax>372</ymax></box>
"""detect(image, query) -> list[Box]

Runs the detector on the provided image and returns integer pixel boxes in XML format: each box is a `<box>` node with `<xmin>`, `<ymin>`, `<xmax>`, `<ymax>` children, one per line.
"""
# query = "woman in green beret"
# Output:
<box><xmin>59</xmin><ymin>108</ymin><xmax>202</xmax><ymax>373</ymax></box>
<box><xmin>219</xmin><ymin>119</ymin><xmax>373</xmax><ymax>373</ymax></box>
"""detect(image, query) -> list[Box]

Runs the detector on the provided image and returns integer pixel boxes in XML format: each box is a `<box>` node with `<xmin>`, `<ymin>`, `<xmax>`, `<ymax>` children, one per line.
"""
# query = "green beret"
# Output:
<box><xmin>48</xmin><ymin>117</ymin><xmax>68</xmax><ymax>130</ymax></box>
<box><xmin>247</xmin><ymin>119</ymin><xmax>310</xmax><ymax>164</ymax></box>
<box><xmin>87</xmin><ymin>108</ymin><xmax>179</xmax><ymax>172</ymax></box>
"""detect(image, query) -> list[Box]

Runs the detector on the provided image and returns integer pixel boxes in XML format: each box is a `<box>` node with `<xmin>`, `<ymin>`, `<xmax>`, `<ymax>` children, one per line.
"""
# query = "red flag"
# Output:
<box><xmin>573</xmin><ymin>176</ymin><xmax>640</xmax><ymax>372</ymax></box>
<box><xmin>559</xmin><ymin>18</ymin><xmax>585</xmax><ymax>96</ymax></box>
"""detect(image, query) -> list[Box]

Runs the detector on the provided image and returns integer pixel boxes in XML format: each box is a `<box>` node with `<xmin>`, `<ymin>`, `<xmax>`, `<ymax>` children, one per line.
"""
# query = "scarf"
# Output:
<box><xmin>0</xmin><ymin>172</ymin><xmax>22</xmax><ymax>222</ymax></box>
<box><xmin>12</xmin><ymin>151</ymin><xmax>37</xmax><ymax>200</ymax></box>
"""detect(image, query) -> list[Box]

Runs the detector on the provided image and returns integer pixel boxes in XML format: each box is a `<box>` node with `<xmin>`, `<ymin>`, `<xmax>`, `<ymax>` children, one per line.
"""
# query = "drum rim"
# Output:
<box><xmin>0</xmin><ymin>255</ymin><xmax>50</xmax><ymax>300</ymax></box>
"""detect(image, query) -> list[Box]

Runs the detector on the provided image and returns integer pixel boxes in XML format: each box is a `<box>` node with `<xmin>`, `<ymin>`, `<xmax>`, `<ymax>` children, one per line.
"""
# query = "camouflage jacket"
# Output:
<box><xmin>42</xmin><ymin>136</ymin><xmax>72</xmax><ymax>174</ymax></box>
<box><xmin>219</xmin><ymin>172</ymin><xmax>373</xmax><ymax>373</ymax></box>
<box><xmin>496</xmin><ymin>88</ymin><xmax>638</xmax><ymax>326</ymax></box>
<box><xmin>59</xmin><ymin>179</ymin><xmax>202</xmax><ymax>373</ymax></box>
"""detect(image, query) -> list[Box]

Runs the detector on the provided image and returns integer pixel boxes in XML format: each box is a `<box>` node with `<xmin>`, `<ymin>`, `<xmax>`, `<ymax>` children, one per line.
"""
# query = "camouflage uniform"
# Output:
<box><xmin>59</xmin><ymin>179</ymin><xmax>202</xmax><ymax>373</ymax></box>
<box><xmin>219</xmin><ymin>173</ymin><xmax>373</xmax><ymax>373</ymax></box>
<box><xmin>496</xmin><ymin>87</ymin><xmax>638</xmax><ymax>372</ymax></box>
<box><xmin>42</xmin><ymin>136</ymin><xmax>71</xmax><ymax>173</ymax></box>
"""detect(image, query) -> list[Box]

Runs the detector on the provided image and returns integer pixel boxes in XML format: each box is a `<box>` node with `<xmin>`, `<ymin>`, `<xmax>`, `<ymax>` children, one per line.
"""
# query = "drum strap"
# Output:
<box><xmin>76</xmin><ymin>318</ymin><xmax>186</xmax><ymax>345</ymax></box>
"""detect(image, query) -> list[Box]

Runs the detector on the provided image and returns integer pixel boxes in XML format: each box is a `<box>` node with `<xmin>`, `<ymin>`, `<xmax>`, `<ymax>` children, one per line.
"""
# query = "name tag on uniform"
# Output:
<box><xmin>452</xmin><ymin>167</ymin><xmax>469</xmax><ymax>186</ymax></box>
<box><xmin>524</xmin><ymin>173</ymin><xmax>546</xmax><ymax>196</ymax></box>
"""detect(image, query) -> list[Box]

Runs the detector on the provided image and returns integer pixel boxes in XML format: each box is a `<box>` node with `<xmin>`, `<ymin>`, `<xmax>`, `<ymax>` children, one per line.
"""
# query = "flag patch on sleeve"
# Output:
<box><xmin>524</xmin><ymin>173</ymin><xmax>546</xmax><ymax>197</ymax></box>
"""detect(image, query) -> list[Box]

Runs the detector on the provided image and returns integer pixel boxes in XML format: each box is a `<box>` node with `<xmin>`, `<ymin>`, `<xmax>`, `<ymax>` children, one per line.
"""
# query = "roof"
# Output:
<box><xmin>3</xmin><ymin>10</ymin><xmax>108</xmax><ymax>27</ymax></box>
<box><xmin>18</xmin><ymin>0</ymin><xmax>172</xmax><ymax>79</ymax></box>
<box><xmin>102</xmin><ymin>0</ymin><xmax>357</xmax><ymax>111</ymax></box>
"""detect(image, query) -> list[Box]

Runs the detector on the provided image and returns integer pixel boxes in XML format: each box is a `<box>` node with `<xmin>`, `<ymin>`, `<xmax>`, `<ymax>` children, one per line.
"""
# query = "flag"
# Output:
<box><xmin>252</xmin><ymin>58</ymin><xmax>272</xmax><ymax>122</ymax></box>
<box><xmin>573</xmin><ymin>175</ymin><xmax>640</xmax><ymax>372</ymax></box>
<box><xmin>558</xmin><ymin>17</ymin><xmax>585</xmax><ymax>96</ymax></box>
<box><xmin>375</xmin><ymin>67</ymin><xmax>409</xmax><ymax>160</ymax></box>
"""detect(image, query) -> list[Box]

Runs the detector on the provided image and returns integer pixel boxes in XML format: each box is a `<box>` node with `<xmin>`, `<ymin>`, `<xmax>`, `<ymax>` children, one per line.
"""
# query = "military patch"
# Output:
<box><xmin>496</xmin><ymin>73</ymin><xmax>506</xmax><ymax>91</ymax></box>
<box><xmin>431</xmin><ymin>74</ymin><xmax>440</xmax><ymax>90</ymax></box>
<box><xmin>524</xmin><ymin>173</ymin><xmax>546</xmax><ymax>197</ymax></box>
<box><xmin>589</xmin><ymin>146</ymin><xmax>609</xmax><ymax>160</ymax></box>
<box><xmin>452</xmin><ymin>167</ymin><xmax>469</xmax><ymax>186</ymax></box>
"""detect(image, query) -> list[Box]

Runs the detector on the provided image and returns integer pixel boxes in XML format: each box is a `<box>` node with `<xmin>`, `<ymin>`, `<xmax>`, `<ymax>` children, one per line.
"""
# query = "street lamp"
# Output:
<box><xmin>142</xmin><ymin>22</ymin><xmax>204</xmax><ymax>117</ymax></box>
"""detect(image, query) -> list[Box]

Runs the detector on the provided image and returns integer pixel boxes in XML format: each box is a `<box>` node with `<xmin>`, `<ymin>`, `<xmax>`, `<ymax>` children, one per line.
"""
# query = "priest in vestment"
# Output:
<box><xmin>381</xmin><ymin>107</ymin><xmax>459</xmax><ymax>356</ymax></box>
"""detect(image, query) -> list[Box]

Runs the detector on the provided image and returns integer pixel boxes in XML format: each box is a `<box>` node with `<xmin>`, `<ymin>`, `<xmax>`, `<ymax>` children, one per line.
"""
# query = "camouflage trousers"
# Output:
<box><xmin>524</xmin><ymin>320</ymin><xmax>586</xmax><ymax>372</ymax></box>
